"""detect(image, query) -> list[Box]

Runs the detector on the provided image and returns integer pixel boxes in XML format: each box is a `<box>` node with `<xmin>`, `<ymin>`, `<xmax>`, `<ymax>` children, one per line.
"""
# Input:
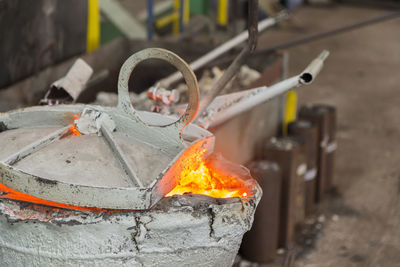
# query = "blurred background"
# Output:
<box><xmin>0</xmin><ymin>0</ymin><xmax>399</xmax><ymax>266</ymax></box>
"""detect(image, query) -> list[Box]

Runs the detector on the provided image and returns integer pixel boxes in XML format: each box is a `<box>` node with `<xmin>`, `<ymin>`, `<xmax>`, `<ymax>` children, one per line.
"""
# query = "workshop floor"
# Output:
<box><xmin>258</xmin><ymin>4</ymin><xmax>400</xmax><ymax>267</ymax></box>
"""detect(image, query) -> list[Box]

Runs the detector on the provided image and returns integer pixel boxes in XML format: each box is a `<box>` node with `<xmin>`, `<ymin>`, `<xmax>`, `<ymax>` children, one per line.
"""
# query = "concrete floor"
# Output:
<box><xmin>257</xmin><ymin>5</ymin><xmax>400</xmax><ymax>267</ymax></box>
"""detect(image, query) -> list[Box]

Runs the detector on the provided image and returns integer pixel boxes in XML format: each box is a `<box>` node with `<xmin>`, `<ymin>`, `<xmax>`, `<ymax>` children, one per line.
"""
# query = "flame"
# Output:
<box><xmin>70</xmin><ymin>115</ymin><xmax>82</xmax><ymax>136</ymax></box>
<box><xmin>166</xmin><ymin>152</ymin><xmax>252</xmax><ymax>199</ymax></box>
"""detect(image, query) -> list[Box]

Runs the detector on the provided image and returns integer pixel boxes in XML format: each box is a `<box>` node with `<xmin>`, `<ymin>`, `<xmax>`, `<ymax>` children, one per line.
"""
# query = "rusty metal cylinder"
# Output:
<box><xmin>240</xmin><ymin>161</ymin><xmax>281</xmax><ymax>263</ymax></box>
<box><xmin>312</xmin><ymin>104</ymin><xmax>337</xmax><ymax>191</ymax></box>
<box><xmin>298</xmin><ymin>105</ymin><xmax>330</xmax><ymax>202</ymax></box>
<box><xmin>288</xmin><ymin>120</ymin><xmax>319</xmax><ymax>216</ymax></box>
<box><xmin>262</xmin><ymin>137</ymin><xmax>305</xmax><ymax>248</ymax></box>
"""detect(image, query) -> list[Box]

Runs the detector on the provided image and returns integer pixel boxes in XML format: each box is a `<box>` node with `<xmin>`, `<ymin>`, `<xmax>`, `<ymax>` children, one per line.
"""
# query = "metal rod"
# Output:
<box><xmin>260</xmin><ymin>11</ymin><xmax>400</xmax><ymax>53</ymax></box>
<box><xmin>212</xmin><ymin>11</ymin><xmax>400</xmax><ymax>66</ymax></box>
<box><xmin>159</xmin><ymin>11</ymin><xmax>288</xmax><ymax>88</ymax></box>
<box><xmin>195</xmin><ymin>0</ymin><xmax>259</xmax><ymax>119</ymax></box>
<box><xmin>147</xmin><ymin>0</ymin><xmax>154</xmax><ymax>40</ymax></box>
<box><xmin>2</xmin><ymin>126</ymin><xmax>71</xmax><ymax>165</ymax></box>
<box><xmin>100</xmin><ymin>124</ymin><xmax>143</xmax><ymax>187</ymax></box>
<box><xmin>179</xmin><ymin>0</ymin><xmax>184</xmax><ymax>33</ymax></box>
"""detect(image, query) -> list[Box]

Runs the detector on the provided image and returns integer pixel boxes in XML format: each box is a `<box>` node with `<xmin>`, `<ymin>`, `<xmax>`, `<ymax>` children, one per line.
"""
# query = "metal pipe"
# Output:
<box><xmin>240</xmin><ymin>161</ymin><xmax>282</xmax><ymax>263</ymax></box>
<box><xmin>262</xmin><ymin>137</ymin><xmax>303</xmax><ymax>248</ymax></box>
<box><xmin>288</xmin><ymin>120</ymin><xmax>319</xmax><ymax>216</ymax></box>
<box><xmin>298</xmin><ymin>105</ymin><xmax>330</xmax><ymax>203</ymax></box>
<box><xmin>205</xmin><ymin>50</ymin><xmax>329</xmax><ymax>129</ymax></box>
<box><xmin>209</xmin><ymin>76</ymin><xmax>299</xmax><ymax>128</ymax></box>
<box><xmin>159</xmin><ymin>11</ymin><xmax>288</xmax><ymax>88</ymax></box>
<box><xmin>179</xmin><ymin>0</ymin><xmax>184</xmax><ymax>32</ymax></box>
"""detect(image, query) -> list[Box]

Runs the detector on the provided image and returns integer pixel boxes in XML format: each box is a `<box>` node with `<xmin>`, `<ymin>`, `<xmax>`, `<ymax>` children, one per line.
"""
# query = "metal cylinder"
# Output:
<box><xmin>312</xmin><ymin>104</ymin><xmax>337</xmax><ymax>192</ymax></box>
<box><xmin>298</xmin><ymin>105</ymin><xmax>330</xmax><ymax>202</ymax></box>
<box><xmin>294</xmin><ymin>137</ymin><xmax>307</xmax><ymax>227</ymax></box>
<box><xmin>240</xmin><ymin>161</ymin><xmax>281</xmax><ymax>263</ymax></box>
<box><xmin>262</xmin><ymin>137</ymin><xmax>304</xmax><ymax>248</ymax></box>
<box><xmin>288</xmin><ymin>120</ymin><xmax>318</xmax><ymax>216</ymax></box>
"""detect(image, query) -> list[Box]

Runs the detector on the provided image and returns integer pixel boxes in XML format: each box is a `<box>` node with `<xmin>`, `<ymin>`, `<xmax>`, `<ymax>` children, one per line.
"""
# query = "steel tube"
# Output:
<box><xmin>293</xmin><ymin>136</ymin><xmax>307</xmax><ymax>227</ymax></box>
<box><xmin>262</xmin><ymin>137</ymin><xmax>303</xmax><ymax>248</ymax></box>
<box><xmin>288</xmin><ymin>120</ymin><xmax>319</xmax><ymax>216</ymax></box>
<box><xmin>240</xmin><ymin>161</ymin><xmax>281</xmax><ymax>263</ymax></box>
<box><xmin>298</xmin><ymin>106</ymin><xmax>330</xmax><ymax>202</ymax></box>
<box><xmin>312</xmin><ymin>105</ymin><xmax>337</xmax><ymax>192</ymax></box>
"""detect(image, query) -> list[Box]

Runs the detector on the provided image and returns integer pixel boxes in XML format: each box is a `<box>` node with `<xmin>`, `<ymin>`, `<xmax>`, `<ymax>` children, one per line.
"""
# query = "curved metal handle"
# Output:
<box><xmin>117</xmin><ymin>48</ymin><xmax>200</xmax><ymax>131</ymax></box>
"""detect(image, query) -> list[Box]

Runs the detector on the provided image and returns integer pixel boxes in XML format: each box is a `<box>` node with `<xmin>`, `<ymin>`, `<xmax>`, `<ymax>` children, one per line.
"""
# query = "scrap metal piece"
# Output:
<box><xmin>40</xmin><ymin>58</ymin><xmax>93</xmax><ymax>105</ymax></box>
<box><xmin>147</xmin><ymin>84</ymin><xmax>180</xmax><ymax>105</ymax></box>
<box><xmin>75</xmin><ymin>108</ymin><xmax>116</xmax><ymax>136</ymax></box>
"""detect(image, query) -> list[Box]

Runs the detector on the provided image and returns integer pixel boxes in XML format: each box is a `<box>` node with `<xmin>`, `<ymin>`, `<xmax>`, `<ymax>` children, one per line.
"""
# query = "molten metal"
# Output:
<box><xmin>0</xmin><ymin>183</ymin><xmax>120</xmax><ymax>213</ymax></box>
<box><xmin>167</xmin><ymin>151</ymin><xmax>252</xmax><ymax>199</ymax></box>
<box><xmin>70</xmin><ymin>115</ymin><xmax>82</xmax><ymax>136</ymax></box>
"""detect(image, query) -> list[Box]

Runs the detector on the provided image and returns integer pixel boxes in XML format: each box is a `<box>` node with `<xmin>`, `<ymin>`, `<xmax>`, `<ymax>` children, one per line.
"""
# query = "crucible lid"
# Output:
<box><xmin>0</xmin><ymin>48</ymin><xmax>214</xmax><ymax>210</ymax></box>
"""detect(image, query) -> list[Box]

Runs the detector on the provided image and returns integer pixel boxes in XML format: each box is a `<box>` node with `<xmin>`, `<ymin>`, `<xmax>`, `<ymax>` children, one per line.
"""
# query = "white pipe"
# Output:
<box><xmin>208</xmin><ymin>76</ymin><xmax>300</xmax><ymax>128</ymax></box>
<box><xmin>205</xmin><ymin>50</ymin><xmax>330</xmax><ymax>128</ymax></box>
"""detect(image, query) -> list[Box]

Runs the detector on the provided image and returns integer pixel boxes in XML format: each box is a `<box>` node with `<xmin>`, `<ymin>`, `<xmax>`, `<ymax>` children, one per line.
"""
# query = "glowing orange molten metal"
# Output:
<box><xmin>0</xmin><ymin>182</ymin><xmax>121</xmax><ymax>213</ymax></box>
<box><xmin>166</xmin><ymin>151</ymin><xmax>252</xmax><ymax>199</ymax></box>
<box><xmin>70</xmin><ymin>115</ymin><xmax>82</xmax><ymax>136</ymax></box>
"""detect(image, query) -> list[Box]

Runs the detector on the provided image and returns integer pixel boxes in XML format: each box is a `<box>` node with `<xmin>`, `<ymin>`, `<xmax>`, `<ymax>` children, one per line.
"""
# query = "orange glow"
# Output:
<box><xmin>70</xmin><ymin>115</ymin><xmax>82</xmax><ymax>136</ymax></box>
<box><xmin>0</xmin><ymin>183</ymin><xmax>123</xmax><ymax>213</ymax></box>
<box><xmin>166</xmin><ymin>151</ymin><xmax>252</xmax><ymax>199</ymax></box>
